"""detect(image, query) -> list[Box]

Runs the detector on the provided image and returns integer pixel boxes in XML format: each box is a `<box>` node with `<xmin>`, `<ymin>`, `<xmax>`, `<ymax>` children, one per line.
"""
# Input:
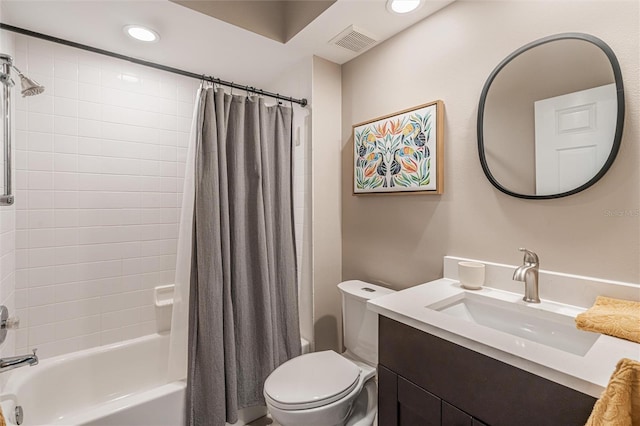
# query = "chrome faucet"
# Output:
<box><xmin>0</xmin><ymin>349</ymin><xmax>38</xmax><ymax>373</ymax></box>
<box><xmin>513</xmin><ymin>248</ymin><xmax>540</xmax><ymax>303</ymax></box>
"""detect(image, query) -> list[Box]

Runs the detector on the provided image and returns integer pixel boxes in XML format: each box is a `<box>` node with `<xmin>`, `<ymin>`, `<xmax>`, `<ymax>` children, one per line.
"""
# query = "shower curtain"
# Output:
<box><xmin>170</xmin><ymin>86</ymin><xmax>301</xmax><ymax>426</ymax></box>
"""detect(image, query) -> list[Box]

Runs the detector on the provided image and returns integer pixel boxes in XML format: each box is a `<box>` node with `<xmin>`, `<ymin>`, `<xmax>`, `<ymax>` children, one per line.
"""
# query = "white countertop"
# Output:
<box><xmin>368</xmin><ymin>277</ymin><xmax>640</xmax><ymax>398</ymax></box>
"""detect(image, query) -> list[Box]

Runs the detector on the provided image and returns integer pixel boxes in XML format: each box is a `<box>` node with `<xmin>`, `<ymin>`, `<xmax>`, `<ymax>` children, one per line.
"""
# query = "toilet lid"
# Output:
<box><xmin>264</xmin><ymin>351</ymin><xmax>361</xmax><ymax>410</ymax></box>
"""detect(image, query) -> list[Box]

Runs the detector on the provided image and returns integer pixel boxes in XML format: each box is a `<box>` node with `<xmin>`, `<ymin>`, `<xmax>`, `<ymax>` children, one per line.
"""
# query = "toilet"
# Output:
<box><xmin>264</xmin><ymin>280</ymin><xmax>395</xmax><ymax>426</ymax></box>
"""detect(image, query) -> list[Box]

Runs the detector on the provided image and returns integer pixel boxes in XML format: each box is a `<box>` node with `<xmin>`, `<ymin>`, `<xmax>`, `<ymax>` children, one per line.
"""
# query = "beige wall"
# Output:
<box><xmin>312</xmin><ymin>56</ymin><xmax>343</xmax><ymax>351</ymax></box>
<box><xmin>341</xmin><ymin>1</ymin><xmax>640</xmax><ymax>290</ymax></box>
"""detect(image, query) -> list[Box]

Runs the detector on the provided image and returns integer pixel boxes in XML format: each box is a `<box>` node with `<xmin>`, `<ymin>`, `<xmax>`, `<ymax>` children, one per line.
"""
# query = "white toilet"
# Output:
<box><xmin>264</xmin><ymin>280</ymin><xmax>395</xmax><ymax>426</ymax></box>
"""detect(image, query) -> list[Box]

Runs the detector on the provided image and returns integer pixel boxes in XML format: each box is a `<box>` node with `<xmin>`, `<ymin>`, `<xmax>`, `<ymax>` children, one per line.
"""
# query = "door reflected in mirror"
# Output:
<box><xmin>478</xmin><ymin>33</ymin><xmax>624</xmax><ymax>199</ymax></box>
<box><xmin>533</xmin><ymin>83</ymin><xmax>616</xmax><ymax>195</ymax></box>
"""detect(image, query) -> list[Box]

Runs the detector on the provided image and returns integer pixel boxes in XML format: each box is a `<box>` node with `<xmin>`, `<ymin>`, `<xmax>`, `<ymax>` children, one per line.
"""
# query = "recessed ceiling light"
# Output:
<box><xmin>123</xmin><ymin>25</ymin><xmax>160</xmax><ymax>42</ymax></box>
<box><xmin>386</xmin><ymin>0</ymin><xmax>422</xmax><ymax>14</ymax></box>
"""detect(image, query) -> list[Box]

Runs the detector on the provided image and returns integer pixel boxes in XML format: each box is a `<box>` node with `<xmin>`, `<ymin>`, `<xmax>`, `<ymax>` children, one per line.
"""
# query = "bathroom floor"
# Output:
<box><xmin>247</xmin><ymin>415</ymin><xmax>280</xmax><ymax>426</ymax></box>
<box><xmin>247</xmin><ymin>414</ymin><xmax>379</xmax><ymax>426</ymax></box>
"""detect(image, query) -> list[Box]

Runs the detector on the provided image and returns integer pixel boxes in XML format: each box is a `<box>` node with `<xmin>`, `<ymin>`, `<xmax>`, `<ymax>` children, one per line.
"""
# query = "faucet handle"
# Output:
<box><xmin>3</xmin><ymin>315</ymin><xmax>20</xmax><ymax>329</ymax></box>
<box><xmin>518</xmin><ymin>248</ymin><xmax>539</xmax><ymax>265</ymax></box>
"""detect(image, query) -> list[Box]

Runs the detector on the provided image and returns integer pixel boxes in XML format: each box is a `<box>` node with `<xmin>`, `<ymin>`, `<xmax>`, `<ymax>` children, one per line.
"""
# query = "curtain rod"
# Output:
<box><xmin>0</xmin><ymin>23</ymin><xmax>308</xmax><ymax>107</ymax></box>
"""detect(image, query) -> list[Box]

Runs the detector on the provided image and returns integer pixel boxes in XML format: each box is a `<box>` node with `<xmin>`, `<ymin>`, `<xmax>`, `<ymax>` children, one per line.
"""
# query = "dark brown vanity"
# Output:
<box><xmin>378</xmin><ymin>316</ymin><xmax>597</xmax><ymax>426</ymax></box>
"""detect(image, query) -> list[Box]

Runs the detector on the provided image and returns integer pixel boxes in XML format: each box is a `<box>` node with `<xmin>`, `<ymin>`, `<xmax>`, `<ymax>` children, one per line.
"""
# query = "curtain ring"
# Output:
<box><xmin>230</xmin><ymin>83</ymin><xmax>234</xmax><ymax>95</ymax></box>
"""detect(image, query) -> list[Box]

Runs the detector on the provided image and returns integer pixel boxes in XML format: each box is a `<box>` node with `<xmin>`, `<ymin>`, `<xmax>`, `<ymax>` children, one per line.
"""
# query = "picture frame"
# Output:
<box><xmin>353</xmin><ymin>100</ymin><xmax>444</xmax><ymax>195</ymax></box>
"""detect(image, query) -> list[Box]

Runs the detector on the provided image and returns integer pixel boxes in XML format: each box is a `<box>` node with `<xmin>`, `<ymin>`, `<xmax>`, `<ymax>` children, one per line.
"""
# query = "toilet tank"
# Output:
<box><xmin>338</xmin><ymin>280</ymin><xmax>395</xmax><ymax>366</ymax></box>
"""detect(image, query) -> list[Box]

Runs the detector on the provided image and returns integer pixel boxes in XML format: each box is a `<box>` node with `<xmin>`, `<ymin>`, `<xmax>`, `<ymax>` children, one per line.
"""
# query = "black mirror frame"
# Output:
<box><xmin>477</xmin><ymin>32</ymin><xmax>625</xmax><ymax>200</ymax></box>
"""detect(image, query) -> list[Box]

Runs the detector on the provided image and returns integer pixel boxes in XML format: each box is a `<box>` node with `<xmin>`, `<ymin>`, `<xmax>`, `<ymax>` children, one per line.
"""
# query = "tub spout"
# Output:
<box><xmin>0</xmin><ymin>349</ymin><xmax>38</xmax><ymax>373</ymax></box>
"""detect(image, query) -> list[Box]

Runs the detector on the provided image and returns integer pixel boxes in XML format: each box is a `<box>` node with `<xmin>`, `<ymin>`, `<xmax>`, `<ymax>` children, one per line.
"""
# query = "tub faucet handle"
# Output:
<box><xmin>0</xmin><ymin>305</ymin><xmax>19</xmax><ymax>330</ymax></box>
<box><xmin>0</xmin><ymin>305</ymin><xmax>19</xmax><ymax>346</ymax></box>
<box><xmin>2</xmin><ymin>315</ymin><xmax>20</xmax><ymax>329</ymax></box>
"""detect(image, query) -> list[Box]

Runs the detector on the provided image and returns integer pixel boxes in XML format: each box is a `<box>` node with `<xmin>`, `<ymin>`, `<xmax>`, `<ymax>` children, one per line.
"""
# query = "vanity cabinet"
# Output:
<box><xmin>378</xmin><ymin>317</ymin><xmax>596</xmax><ymax>426</ymax></box>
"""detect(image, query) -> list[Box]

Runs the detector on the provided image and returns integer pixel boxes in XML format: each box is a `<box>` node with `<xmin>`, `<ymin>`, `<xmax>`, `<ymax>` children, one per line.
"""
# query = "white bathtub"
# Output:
<box><xmin>0</xmin><ymin>333</ymin><xmax>269</xmax><ymax>426</ymax></box>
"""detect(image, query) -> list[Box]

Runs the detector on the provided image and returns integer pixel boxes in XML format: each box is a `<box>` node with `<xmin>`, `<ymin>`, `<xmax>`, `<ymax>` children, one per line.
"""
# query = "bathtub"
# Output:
<box><xmin>0</xmin><ymin>333</ymin><xmax>269</xmax><ymax>426</ymax></box>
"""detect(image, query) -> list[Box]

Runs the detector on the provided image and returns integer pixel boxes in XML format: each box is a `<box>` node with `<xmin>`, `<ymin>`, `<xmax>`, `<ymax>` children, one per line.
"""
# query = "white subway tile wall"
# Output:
<box><xmin>0</xmin><ymin>31</ymin><xmax>17</xmax><ymax>361</ymax></box>
<box><xmin>13</xmin><ymin>34</ymin><xmax>199</xmax><ymax>358</ymax></box>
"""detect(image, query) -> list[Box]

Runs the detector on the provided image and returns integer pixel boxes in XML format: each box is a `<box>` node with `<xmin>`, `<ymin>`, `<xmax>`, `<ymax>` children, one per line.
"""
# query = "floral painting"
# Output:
<box><xmin>353</xmin><ymin>101</ymin><xmax>443</xmax><ymax>194</ymax></box>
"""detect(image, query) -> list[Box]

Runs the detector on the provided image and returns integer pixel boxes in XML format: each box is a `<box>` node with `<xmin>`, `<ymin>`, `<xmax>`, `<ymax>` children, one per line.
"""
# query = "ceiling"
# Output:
<box><xmin>0</xmin><ymin>0</ymin><xmax>454</xmax><ymax>90</ymax></box>
<box><xmin>170</xmin><ymin>1</ymin><xmax>337</xmax><ymax>43</ymax></box>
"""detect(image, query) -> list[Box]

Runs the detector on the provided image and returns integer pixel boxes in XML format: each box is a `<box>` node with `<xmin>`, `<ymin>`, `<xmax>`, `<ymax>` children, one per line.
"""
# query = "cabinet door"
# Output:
<box><xmin>442</xmin><ymin>401</ymin><xmax>472</xmax><ymax>426</ymax></box>
<box><xmin>397</xmin><ymin>376</ymin><xmax>441</xmax><ymax>426</ymax></box>
<box><xmin>378</xmin><ymin>365</ymin><xmax>398</xmax><ymax>426</ymax></box>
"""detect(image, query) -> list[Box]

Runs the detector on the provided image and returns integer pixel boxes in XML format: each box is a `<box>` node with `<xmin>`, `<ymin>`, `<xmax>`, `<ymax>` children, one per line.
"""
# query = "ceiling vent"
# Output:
<box><xmin>329</xmin><ymin>25</ymin><xmax>378</xmax><ymax>53</ymax></box>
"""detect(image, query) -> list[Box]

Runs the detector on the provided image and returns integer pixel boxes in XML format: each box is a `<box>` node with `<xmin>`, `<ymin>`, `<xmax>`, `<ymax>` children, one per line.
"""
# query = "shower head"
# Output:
<box><xmin>2</xmin><ymin>61</ymin><xmax>45</xmax><ymax>97</ymax></box>
<box><xmin>17</xmin><ymin>73</ymin><xmax>45</xmax><ymax>97</ymax></box>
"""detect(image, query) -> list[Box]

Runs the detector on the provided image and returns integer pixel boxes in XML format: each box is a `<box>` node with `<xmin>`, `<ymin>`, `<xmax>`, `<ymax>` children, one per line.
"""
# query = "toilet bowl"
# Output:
<box><xmin>264</xmin><ymin>281</ymin><xmax>395</xmax><ymax>426</ymax></box>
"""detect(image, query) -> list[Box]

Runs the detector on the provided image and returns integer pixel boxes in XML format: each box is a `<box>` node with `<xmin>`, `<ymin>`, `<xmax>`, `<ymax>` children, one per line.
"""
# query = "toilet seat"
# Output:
<box><xmin>264</xmin><ymin>351</ymin><xmax>361</xmax><ymax>410</ymax></box>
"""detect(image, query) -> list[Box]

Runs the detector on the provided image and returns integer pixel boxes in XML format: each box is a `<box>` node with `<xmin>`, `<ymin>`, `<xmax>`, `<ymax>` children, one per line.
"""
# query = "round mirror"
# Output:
<box><xmin>477</xmin><ymin>33</ymin><xmax>625</xmax><ymax>199</ymax></box>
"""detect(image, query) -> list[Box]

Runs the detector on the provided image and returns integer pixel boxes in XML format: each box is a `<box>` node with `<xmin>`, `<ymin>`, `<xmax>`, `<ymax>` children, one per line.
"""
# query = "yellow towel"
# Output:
<box><xmin>575</xmin><ymin>296</ymin><xmax>640</xmax><ymax>344</ymax></box>
<box><xmin>0</xmin><ymin>404</ymin><xmax>5</xmax><ymax>426</ymax></box>
<box><xmin>585</xmin><ymin>358</ymin><xmax>640</xmax><ymax>426</ymax></box>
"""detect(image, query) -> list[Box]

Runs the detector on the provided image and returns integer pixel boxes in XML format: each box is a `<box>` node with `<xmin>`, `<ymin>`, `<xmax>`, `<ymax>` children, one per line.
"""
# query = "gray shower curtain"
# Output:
<box><xmin>187</xmin><ymin>87</ymin><xmax>301</xmax><ymax>426</ymax></box>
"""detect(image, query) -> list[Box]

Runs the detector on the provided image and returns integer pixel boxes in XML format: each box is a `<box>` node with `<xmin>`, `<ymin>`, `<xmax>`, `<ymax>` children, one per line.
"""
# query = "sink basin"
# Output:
<box><xmin>426</xmin><ymin>291</ymin><xmax>600</xmax><ymax>356</ymax></box>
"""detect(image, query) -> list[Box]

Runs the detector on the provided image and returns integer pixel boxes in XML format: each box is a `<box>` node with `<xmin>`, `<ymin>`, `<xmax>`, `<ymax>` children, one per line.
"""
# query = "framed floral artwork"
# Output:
<box><xmin>353</xmin><ymin>100</ymin><xmax>444</xmax><ymax>194</ymax></box>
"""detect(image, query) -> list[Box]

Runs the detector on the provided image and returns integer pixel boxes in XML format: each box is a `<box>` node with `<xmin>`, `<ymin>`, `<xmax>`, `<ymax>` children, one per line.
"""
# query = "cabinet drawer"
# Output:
<box><xmin>398</xmin><ymin>376</ymin><xmax>441</xmax><ymax>426</ymax></box>
<box><xmin>379</xmin><ymin>317</ymin><xmax>596</xmax><ymax>426</ymax></box>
